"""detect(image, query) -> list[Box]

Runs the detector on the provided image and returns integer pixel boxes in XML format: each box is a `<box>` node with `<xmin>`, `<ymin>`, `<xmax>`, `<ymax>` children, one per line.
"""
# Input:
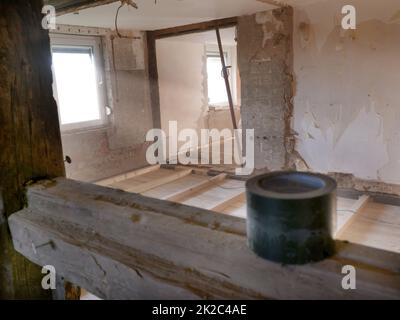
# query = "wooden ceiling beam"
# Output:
<box><xmin>46</xmin><ymin>0</ymin><xmax>119</xmax><ymax>15</ymax></box>
<box><xmin>151</xmin><ymin>16</ymin><xmax>238</xmax><ymax>39</ymax></box>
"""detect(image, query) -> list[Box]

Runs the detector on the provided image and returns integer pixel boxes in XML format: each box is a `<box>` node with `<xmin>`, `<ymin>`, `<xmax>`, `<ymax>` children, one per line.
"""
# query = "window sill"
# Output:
<box><xmin>61</xmin><ymin>123</ymin><xmax>110</xmax><ymax>136</ymax></box>
<box><xmin>208</xmin><ymin>105</ymin><xmax>240</xmax><ymax>111</ymax></box>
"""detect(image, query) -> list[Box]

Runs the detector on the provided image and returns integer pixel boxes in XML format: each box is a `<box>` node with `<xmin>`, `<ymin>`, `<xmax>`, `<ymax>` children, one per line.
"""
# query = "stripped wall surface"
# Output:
<box><xmin>293</xmin><ymin>0</ymin><xmax>400</xmax><ymax>184</ymax></box>
<box><xmin>54</xmin><ymin>1</ymin><xmax>400</xmax><ymax>188</ymax></box>
<box><xmin>52</xmin><ymin>26</ymin><xmax>153</xmax><ymax>182</ymax></box>
<box><xmin>238</xmin><ymin>7</ymin><xmax>294</xmax><ymax>171</ymax></box>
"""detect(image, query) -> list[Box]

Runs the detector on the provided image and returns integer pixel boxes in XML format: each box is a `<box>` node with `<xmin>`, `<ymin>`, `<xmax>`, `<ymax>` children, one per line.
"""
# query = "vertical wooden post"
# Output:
<box><xmin>146</xmin><ymin>31</ymin><xmax>162</xmax><ymax>129</ymax></box>
<box><xmin>0</xmin><ymin>0</ymin><xmax>65</xmax><ymax>299</ymax></box>
<box><xmin>52</xmin><ymin>275</ymin><xmax>81</xmax><ymax>300</ymax></box>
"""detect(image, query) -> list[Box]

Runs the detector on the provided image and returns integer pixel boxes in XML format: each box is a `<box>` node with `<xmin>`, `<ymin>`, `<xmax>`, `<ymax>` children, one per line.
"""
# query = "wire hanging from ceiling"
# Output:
<box><xmin>114</xmin><ymin>0</ymin><xmax>138</xmax><ymax>38</ymax></box>
<box><xmin>112</xmin><ymin>0</ymin><xmax>139</xmax><ymax>103</ymax></box>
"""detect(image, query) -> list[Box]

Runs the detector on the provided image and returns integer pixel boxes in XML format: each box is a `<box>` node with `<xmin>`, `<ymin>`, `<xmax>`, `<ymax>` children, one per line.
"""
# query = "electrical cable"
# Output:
<box><xmin>114</xmin><ymin>3</ymin><xmax>124</xmax><ymax>38</ymax></box>
<box><xmin>114</xmin><ymin>1</ymin><xmax>138</xmax><ymax>38</ymax></box>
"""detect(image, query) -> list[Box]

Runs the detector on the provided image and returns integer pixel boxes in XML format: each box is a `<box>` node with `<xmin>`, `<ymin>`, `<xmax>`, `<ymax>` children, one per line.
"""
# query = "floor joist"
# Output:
<box><xmin>336</xmin><ymin>195</ymin><xmax>370</xmax><ymax>238</ymax></box>
<box><xmin>163</xmin><ymin>173</ymin><xmax>227</xmax><ymax>202</ymax></box>
<box><xmin>96</xmin><ymin>166</ymin><xmax>400</xmax><ymax>255</ymax></box>
<box><xmin>117</xmin><ymin>168</ymin><xmax>193</xmax><ymax>194</ymax></box>
<box><xmin>95</xmin><ymin>165</ymin><xmax>161</xmax><ymax>187</ymax></box>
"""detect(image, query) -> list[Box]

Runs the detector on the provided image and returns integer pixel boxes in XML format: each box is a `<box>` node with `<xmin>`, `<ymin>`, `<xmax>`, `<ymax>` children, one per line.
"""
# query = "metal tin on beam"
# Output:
<box><xmin>246</xmin><ymin>171</ymin><xmax>337</xmax><ymax>265</ymax></box>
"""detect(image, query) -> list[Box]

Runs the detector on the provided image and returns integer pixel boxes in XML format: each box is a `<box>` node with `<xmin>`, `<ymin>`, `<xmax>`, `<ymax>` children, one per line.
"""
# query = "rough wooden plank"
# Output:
<box><xmin>0</xmin><ymin>0</ymin><xmax>65</xmax><ymax>299</ymax></box>
<box><xmin>95</xmin><ymin>165</ymin><xmax>161</xmax><ymax>187</ymax></box>
<box><xmin>112</xmin><ymin>168</ymin><xmax>193</xmax><ymax>194</ymax></box>
<box><xmin>152</xmin><ymin>17</ymin><xmax>238</xmax><ymax>39</ymax></box>
<box><xmin>182</xmin><ymin>179</ymin><xmax>245</xmax><ymax>210</ymax></box>
<box><xmin>146</xmin><ymin>32</ymin><xmax>162</xmax><ymax>129</ymax></box>
<box><xmin>9</xmin><ymin>179</ymin><xmax>400</xmax><ymax>300</ymax></box>
<box><xmin>336</xmin><ymin>195</ymin><xmax>370</xmax><ymax>238</ymax></box>
<box><xmin>46</xmin><ymin>0</ymin><xmax>118</xmax><ymax>15</ymax></box>
<box><xmin>52</xmin><ymin>276</ymin><xmax>81</xmax><ymax>300</ymax></box>
<box><xmin>222</xmin><ymin>203</ymin><xmax>247</xmax><ymax>219</ymax></box>
<box><xmin>212</xmin><ymin>192</ymin><xmax>246</xmax><ymax>213</ymax></box>
<box><xmin>143</xmin><ymin>175</ymin><xmax>207</xmax><ymax>199</ymax></box>
<box><xmin>338</xmin><ymin>202</ymin><xmax>400</xmax><ymax>254</ymax></box>
<box><xmin>163</xmin><ymin>174</ymin><xmax>227</xmax><ymax>202</ymax></box>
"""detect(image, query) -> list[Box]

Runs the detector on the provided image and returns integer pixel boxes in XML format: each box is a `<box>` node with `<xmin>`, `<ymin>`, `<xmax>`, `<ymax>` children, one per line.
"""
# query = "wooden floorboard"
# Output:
<box><xmin>110</xmin><ymin>168</ymin><xmax>193</xmax><ymax>193</ymax></box>
<box><xmin>143</xmin><ymin>174</ymin><xmax>207</xmax><ymax>199</ymax></box>
<box><xmin>182</xmin><ymin>179</ymin><xmax>245</xmax><ymax>211</ymax></box>
<box><xmin>338</xmin><ymin>202</ymin><xmax>400</xmax><ymax>253</ymax></box>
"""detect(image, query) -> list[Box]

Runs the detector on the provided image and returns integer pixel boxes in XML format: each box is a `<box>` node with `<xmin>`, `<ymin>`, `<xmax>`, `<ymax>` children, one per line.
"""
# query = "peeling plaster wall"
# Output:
<box><xmin>293</xmin><ymin>0</ymin><xmax>400</xmax><ymax>184</ymax></box>
<box><xmin>238</xmin><ymin>7</ymin><xmax>294</xmax><ymax>171</ymax></box>
<box><xmin>52</xmin><ymin>26</ymin><xmax>153</xmax><ymax>182</ymax></box>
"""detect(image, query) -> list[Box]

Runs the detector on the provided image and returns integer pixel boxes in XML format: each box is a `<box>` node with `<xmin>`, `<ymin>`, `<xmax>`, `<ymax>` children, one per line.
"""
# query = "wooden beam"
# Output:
<box><xmin>46</xmin><ymin>0</ymin><xmax>118</xmax><ymax>15</ymax></box>
<box><xmin>0</xmin><ymin>0</ymin><xmax>65</xmax><ymax>299</ymax></box>
<box><xmin>95</xmin><ymin>165</ymin><xmax>161</xmax><ymax>187</ymax></box>
<box><xmin>146</xmin><ymin>32</ymin><xmax>162</xmax><ymax>129</ymax></box>
<box><xmin>257</xmin><ymin>0</ymin><xmax>286</xmax><ymax>7</ymax></box>
<box><xmin>152</xmin><ymin>17</ymin><xmax>238</xmax><ymax>39</ymax></box>
<box><xmin>163</xmin><ymin>173</ymin><xmax>227</xmax><ymax>202</ymax></box>
<box><xmin>124</xmin><ymin>168</ymin><xmax>193</xmax><ymax>193</ymax></box>
<box><xmin>336</xmin><ymin>195</ymin><xmax>370</xmax><ymax>238</ymax></box>
<box><xmin>8</xmin><ymin>179</ymin><xmax>400</xmax><ymax>299</ymax></box>
<box><xmin>211</xmin><ymin>192</ymin><xmax>246</xmax><ymax>213</ymax></box>
<box><xmin>52</xmin><ymin>276</ymin><xmax>81</xmax><ymax>300</ymax></box>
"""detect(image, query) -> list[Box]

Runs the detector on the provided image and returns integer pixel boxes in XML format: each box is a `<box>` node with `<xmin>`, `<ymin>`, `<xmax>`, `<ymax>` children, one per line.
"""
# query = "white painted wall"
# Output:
<box><xmin>293</xmin><ymin>0</ymin><xmax>400</xmax><ymax>183</ymax></box>
<box><xmin>156</xmin><ymin>39</ymin><xmax>208</xmax><ymax>142</ymax></box>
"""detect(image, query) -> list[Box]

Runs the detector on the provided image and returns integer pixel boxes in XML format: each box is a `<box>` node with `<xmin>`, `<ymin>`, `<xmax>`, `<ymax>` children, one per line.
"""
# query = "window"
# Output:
<box><xmin>50</xmin><ymin>35</ymin><xmax>107</xmax><ymax>131</ymax></box>
<box><xmin>206</xmin><ymin>46</ymin><xmax>237</xmax><ymax>108</ymax></box>
<box><xmin>207</xmin><ymin>52</ymin><xmax>229</xmax><ymax>106</ymax></box>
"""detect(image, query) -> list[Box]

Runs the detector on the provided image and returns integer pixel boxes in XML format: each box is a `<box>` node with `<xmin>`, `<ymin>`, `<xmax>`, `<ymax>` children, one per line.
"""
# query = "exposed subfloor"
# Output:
<box><xmin>96</xmin><ymin>165</ymin><xmax>400</xmax><ymax>254</ymax></box>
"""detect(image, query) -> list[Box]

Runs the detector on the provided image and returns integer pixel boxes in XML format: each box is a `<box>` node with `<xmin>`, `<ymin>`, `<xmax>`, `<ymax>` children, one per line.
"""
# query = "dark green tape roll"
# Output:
<box><xmin>246</xmin><ymin>171</ymin><xmax>337</xmax><ymax>265</ymax></box>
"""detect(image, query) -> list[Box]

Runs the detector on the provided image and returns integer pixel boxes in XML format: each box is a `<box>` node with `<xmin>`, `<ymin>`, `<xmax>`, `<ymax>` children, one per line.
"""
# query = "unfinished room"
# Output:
<box><xmin>0</xmin><ymin>0</ymin><xmax>399</xmax><ymax>303</ymax></box>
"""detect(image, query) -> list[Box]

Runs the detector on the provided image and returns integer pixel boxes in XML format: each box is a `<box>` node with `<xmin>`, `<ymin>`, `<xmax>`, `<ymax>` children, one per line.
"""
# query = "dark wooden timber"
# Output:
<box><xmin>46</xmin><ymin>0</ymin><xmax>118</xmax><ymax>15</ymax></box>
<box><xmin>146</xmin><ymin>32</ymin><xmax>162</xmax><ymax>129</ymax></box>
<box><xmin>8</xmin><ymin>178</ymin><xmax>400</xmax><ymax>300</ymax></box>
<box><xmin>0</xmin><ymin>0</ymin><xmax>65</xmax><ymax>299</ymax></box>
<box><xmin>152</xmin><ymin>17</ymin><xmax>238</xmax><ymax>39</ymax></box>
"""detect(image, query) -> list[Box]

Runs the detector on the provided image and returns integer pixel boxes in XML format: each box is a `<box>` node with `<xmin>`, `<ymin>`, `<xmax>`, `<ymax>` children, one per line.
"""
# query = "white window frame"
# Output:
<box><xmin>50</xmin><ymin>34</ymin><xmax>108</xmax><ymax>132</ymax></box>
<box><xmin>206</xmin><ymin>44</ymin><xmax>238</xmax><ymax>109</ymax></box>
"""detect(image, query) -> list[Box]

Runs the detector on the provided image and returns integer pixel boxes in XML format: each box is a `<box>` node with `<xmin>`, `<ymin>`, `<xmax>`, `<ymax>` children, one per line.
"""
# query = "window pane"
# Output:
<box><xmin>52</xmin><ymin>47</ymin><xmax>101</xmax><ymax>125</ymax></box>
<box><xmin>207</xmin><ymin>56</ymin><xmax>228</xmax><ymax>105</ymax></box>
